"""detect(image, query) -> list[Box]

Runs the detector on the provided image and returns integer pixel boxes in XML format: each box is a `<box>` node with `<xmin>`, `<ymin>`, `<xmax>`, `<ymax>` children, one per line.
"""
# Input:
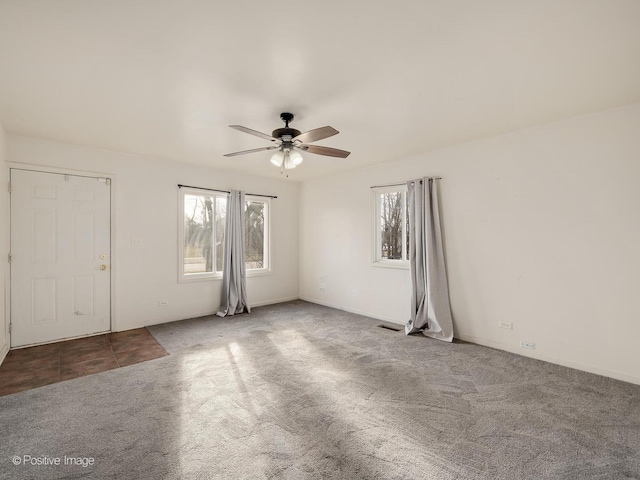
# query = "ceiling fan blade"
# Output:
<box><xmin>224</xmin><ymin>146</ymin><xmax>279</xmax><ymax>157</ymax></box>
<box><xmin>293</xmin><ymin>126</ymin><xmax>339</xmax><ymax>144</ymax></box>
<box><xmin>297</xmin><ymin>144</ymin><xmax>350</xmax><ymax>158</ymax></box>
<box><xmin>229</xmin><ymin>125</ymin><xmax>277</xmax><ymax>141</ymax></box>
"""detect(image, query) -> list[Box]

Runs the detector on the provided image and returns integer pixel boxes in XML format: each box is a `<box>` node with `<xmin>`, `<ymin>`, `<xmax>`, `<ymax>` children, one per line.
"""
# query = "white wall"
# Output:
<box><xmin>0</xmin><ymin>124</ymin><xmax>7</xmax><ymax>362</ymax></box>
<box><xmin>7</xmin><ymin>135</ymin><xmax>299</xmax><ymax>333</ymax></box>
<box><xmin>300</xmin><ymin>101</ymin><xmax>640</xmax><ymax>385</ymax></box>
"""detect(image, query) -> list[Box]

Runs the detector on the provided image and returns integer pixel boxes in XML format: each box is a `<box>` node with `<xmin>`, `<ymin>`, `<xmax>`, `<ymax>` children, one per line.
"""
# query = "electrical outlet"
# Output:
<box><xmin>158</xmin><ymin>300</ymin><xmax>168</xmax><ymax>307</ymax></box>
<box><xmin>520</xmin><ymin>340</ymin><xmax>535</xmax><ymax>349</ymax></box>
<box><xmin>499</xmin><ymin>321</ymin><xmax>513</xmax><ymax>330</ymax></box>
<box><xmin>319</xmin><ymin>287</ymin><xmax>326</xmax><ymax>293</ymax></box>
<box><xmin>131</xmin><ymin>237</ymin><xmax>144</xmax><ymax>247</ymax></box>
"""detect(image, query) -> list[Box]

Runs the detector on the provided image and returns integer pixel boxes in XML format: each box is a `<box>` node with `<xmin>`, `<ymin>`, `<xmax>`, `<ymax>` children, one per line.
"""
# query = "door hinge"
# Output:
<box><xmin>7</xmin><ymin>182</ymin><xmax>11</xmax><ymax>193</ymax></box>
<box><xmin>8</xmin><ymin>324</ymin><xmax>11</xmax><ymax>334</ymax></box>
<box><xmin>7</xmin><ymin>253</ymin><xmax>11</xmax><ymax>263</ymax></box>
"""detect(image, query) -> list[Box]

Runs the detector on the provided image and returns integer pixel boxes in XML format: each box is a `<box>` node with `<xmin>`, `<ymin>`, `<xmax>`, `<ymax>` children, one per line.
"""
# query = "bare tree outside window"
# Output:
<box><xmin>380</xmin><ymin>192</ymin><xmax>404</xmax><ymax>260</ymax></box>
<box><xmin>405</xmin><ymin>193</ymin><xmax>410</xmax><ymax>259</ymax></box>
<box><xmin>215</xmin><ymin>197</ymin><xmax>226</xmax><ymax>271</ymax></box>
<box><xmin>373</xmin><ymin>187</ymin><xmax>408</xmax><ymax>265</ymax></box>
<box><xmin>184</xmin><ymin>194</ymin><xmax>219</xmax><ymax>274</ymax></box>
<box><xmin>245</xmin><ymin>200</ymin><xmax>265</xmax><ymax>269</ymax></box>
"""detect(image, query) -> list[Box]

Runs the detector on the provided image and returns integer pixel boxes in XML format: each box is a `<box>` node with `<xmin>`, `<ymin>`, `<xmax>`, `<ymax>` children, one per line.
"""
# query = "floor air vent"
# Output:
<box><xmin>377</xmin><ymin>324</ymin><xmax>402</xmax><ymax>332</ymax></box>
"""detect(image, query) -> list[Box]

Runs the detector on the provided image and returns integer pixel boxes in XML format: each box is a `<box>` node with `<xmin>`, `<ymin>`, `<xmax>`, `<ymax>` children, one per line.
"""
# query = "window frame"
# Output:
<box><xmin>178</xmin><ymin>188</ymin><xmax>271</xmax><ymax>283</ymax></box>
<box><xmin>244</xmin><ymin>196</ymin><xmax>271</xmax><ymax>277</ymax></box>
<box><xmin>371</xmin><ymin>185</ymin><xmax>410</xmax><ymax>269</ymax></box>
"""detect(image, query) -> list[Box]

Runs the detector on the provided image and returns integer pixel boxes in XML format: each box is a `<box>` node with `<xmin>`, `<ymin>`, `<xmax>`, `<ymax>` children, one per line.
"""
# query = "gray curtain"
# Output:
<box><xmin>217</xmin><ymin>190</ymin><xmax>251</xmax><ymax>317</ymax></box>
<box><xmin>405</xmin><ymin>178</ymin><xmax>454</xmax><ymax>341</ymax></box>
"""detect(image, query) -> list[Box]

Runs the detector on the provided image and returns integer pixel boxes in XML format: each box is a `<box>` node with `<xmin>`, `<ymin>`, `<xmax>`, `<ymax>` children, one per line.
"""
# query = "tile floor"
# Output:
<box><xmin>0</xmin><ymin>328</ymin><xmax>168</xmax><ymax>397</ymax></box>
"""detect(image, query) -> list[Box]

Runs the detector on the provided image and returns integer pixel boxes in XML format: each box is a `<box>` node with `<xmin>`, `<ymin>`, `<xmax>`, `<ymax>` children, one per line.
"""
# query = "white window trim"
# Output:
<box><xmin>178</xmin><ymin>188</ymin><xmax>271</xmax><ymax>283</ymax></box>
<box><xmin>371</xmin><ymin>185</ymin><xmax>410</xmax><ymax>269</ymax></box>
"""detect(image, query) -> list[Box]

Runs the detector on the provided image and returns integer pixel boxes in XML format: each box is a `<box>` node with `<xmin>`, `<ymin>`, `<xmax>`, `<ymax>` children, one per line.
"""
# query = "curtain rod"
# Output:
<box><xmin>370</xmin><ymin>177</ymin><xmax>442</xmax><ymax>189</ymax></box>
<box><xmin>178</xmin><ymin>184</ymin><xmax>277</xmax><ymax>199</ymax></box>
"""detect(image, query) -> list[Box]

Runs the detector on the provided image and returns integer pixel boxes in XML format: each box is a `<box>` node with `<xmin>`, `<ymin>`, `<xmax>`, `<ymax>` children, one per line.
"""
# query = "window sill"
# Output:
<box><xmin>247</xmin><ymin>268</ymin><xmax>271</xmax><ymax>278</ymax></box>
<box><xmin>372</xmin><ymin>260</ymin><xmax>410</xmax><ymax>270</ymax></box>
<box><xmin>179</xmin><ymin>268</ymin><xmax>271</xmax><ymax>283</ymax></box>
<box><xmin>179</xmin><ymin>273</ymin><xmax>223</xmax><ymax>283</ymax></box>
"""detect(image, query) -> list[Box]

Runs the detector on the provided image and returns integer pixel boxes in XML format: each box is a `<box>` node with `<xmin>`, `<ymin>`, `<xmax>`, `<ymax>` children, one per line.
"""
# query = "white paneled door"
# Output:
<box><xmin>10</xmin><ymin>169</ymin><xmax>111</xmax><ymax>347</ymax></box>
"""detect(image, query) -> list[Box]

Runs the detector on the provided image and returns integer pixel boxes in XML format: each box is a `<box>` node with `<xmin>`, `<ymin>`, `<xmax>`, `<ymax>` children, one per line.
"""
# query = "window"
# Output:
<box><xmin>372</xmin><ymin>186</ymin><xmax>409</xmax><ymax>268</ymax></box>
<box><xmin>179</xmin><ymin>188</ymin><xmax>270</xmax><ymax>281</ymax></box>
<box><xmin>244</xmin><ymin>199</ymin><xmax>267</xmax><ymax>269</ymax></box>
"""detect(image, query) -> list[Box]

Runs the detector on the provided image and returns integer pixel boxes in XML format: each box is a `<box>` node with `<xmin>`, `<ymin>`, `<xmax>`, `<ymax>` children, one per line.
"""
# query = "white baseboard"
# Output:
<box><xmin>300</xmin><ymin>296</ymin><xmax>406</xmax><ymax>326</ymax></box>
<box><xmin>251</xmin><ymin>296</ymin><xmax>300</xmax><ymax>308</ymax></box>
<box><xmin>0</xmin><ymin>342</ymin><xmax>8</xmax><ymax>366</ymax></box>
<box><xmin>456</xmin><ymin>332</ymin><xmax>640</xmax><ymax>386</ymax></box>
<box><xmin>112</xmin><ymin>311</ymin><xmax>214</xmax><ymax>332</ymax></box>
<box><xmin>301</xmin><ymin>297</ymin><xmax>640</xmax><ymax>386</ymax></box>
<box><xmin>113</xmin><ymin>297</ymin><xmax>302</xmax><ymax>332</ymax></box>
<box><xmin>109</xmin><ymin>295</ymin><xmax>640</xmax><ymax>387</ymax></box>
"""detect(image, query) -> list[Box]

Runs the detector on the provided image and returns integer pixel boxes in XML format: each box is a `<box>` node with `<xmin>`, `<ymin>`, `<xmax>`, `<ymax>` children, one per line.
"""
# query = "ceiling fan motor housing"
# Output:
<box><xmin>272</xmin><ymin>127</ymin><xmax>301</xmax><ymax>140</ymax></box>
<box><xmin>273</xmin><ymin>112</ymin><xmax>299</xmax><ymax>140</ymax></box>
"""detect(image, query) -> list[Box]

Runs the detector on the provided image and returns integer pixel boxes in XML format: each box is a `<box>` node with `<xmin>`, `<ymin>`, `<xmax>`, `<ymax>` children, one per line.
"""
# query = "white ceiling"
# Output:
<box><xmin>1</xmin><ymin>1</ymin><xmax>640</xmax><ymax>181</ymax></box>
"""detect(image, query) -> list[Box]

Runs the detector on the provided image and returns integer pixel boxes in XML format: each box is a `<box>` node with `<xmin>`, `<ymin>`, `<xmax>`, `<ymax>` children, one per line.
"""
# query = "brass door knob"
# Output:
<box><xmin>101</xmin><ymin>264</ymin><xmax>108</xmax><ymax>270</ymax></box>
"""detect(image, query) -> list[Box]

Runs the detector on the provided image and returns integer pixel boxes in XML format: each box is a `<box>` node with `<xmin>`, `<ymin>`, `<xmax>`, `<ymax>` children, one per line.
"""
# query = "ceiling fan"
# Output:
<box><xmin>224</xmin><ymin>112</ymin><xmax>350</xmax><ymax>171</ymax></box>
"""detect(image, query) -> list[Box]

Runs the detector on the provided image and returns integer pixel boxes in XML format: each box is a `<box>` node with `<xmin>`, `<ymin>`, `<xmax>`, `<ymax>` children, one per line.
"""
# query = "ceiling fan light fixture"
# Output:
<box><xmin>289</xmin><ymin>150</ymin><xmax>303</xmax><ymax>166</ymax></box>
<box><xmin>272</xmin><ymin>147</ymin><xmax>301</xmax><ymax>170</ymax></box>
<box><xmin>283</xmin><ymin>149</ymin><xmax>296</xmax><ymax>169</ymax></box>
<box><xmin>270</xmin><ymin>151</ymin><xmax>284</xmax><ymax>166</ymax></box>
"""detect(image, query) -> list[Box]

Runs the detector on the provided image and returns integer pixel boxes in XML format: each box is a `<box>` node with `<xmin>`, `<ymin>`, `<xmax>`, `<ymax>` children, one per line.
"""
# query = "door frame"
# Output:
<box><xmin>6</xmin><ymin>162</ymin><xmax>117</xmax><ymax>348</ymax></box>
